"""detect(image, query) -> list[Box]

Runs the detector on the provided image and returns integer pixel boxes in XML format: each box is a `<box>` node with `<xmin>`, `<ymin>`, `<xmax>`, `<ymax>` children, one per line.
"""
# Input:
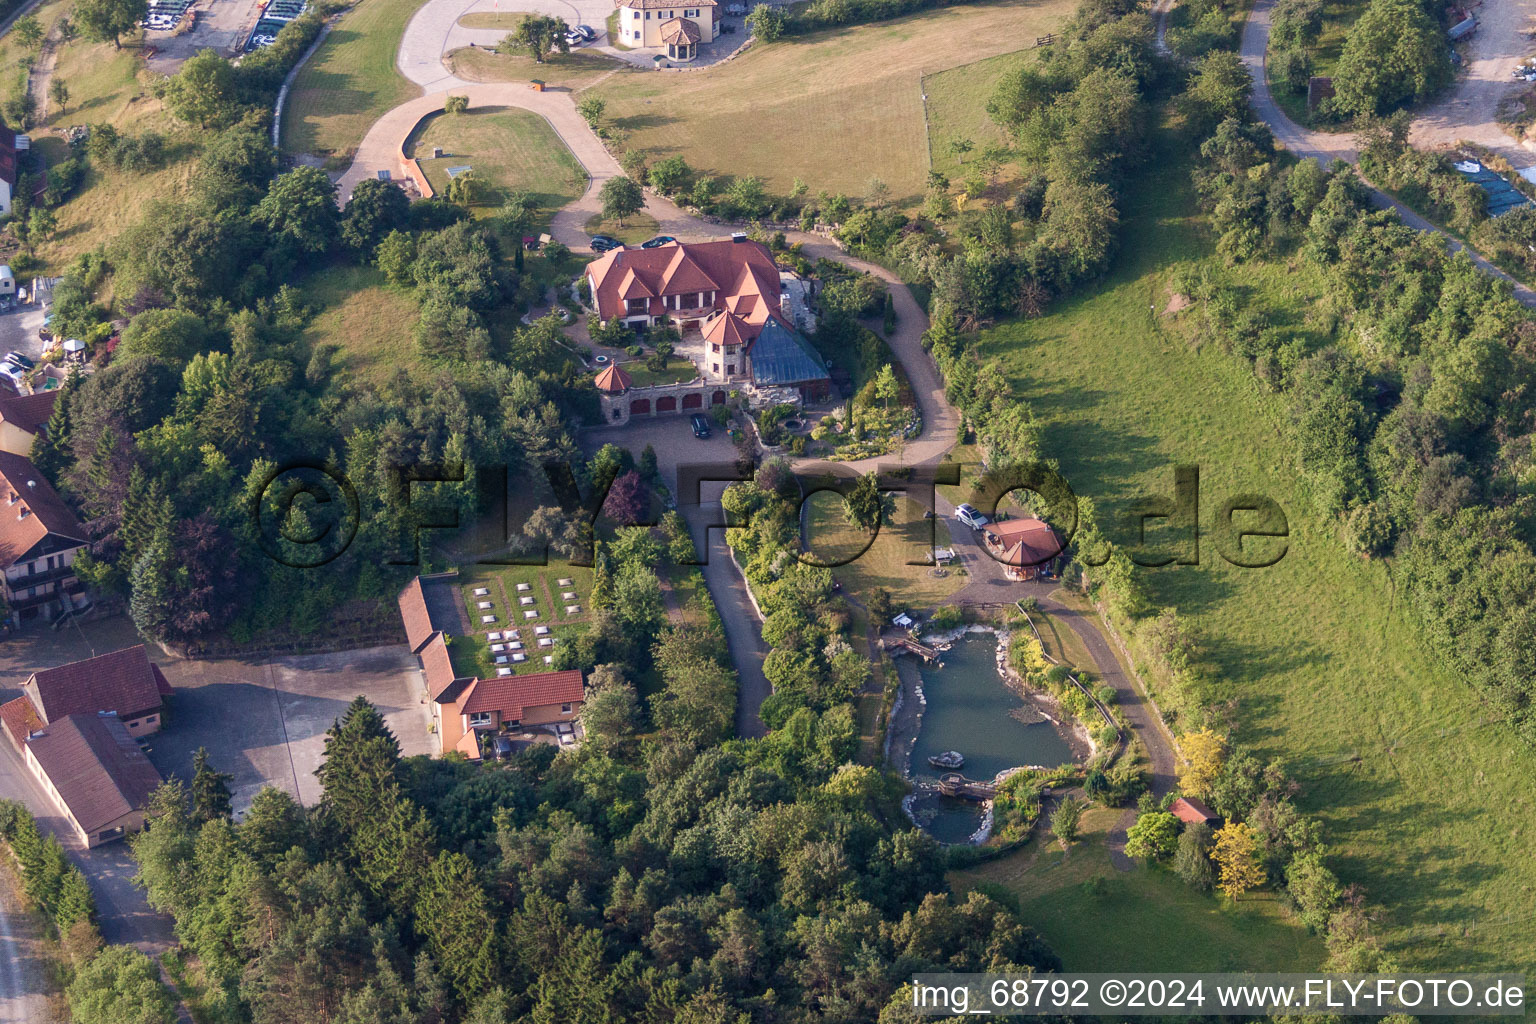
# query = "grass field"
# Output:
<box><xmin>282</xmin><ymin>0</ymin><xmax>427</xmax><ymax>162</ymax></box>
<box><xmin>445</xmin><ymin>44</ymin><xmax>620</xmax><ymax>89</ymax></box>
<box><xmin>973</xmin><ymin>120</ymin><xmax>1536</xmax><ymax>971</ymax></box>
<box><xmin>803</xmin><ymin>490</ymin><xmax>965</xmax><ymax>609</ymax></box>
<box><xmin>29</xmin><ymin>24</ymin><xmax>193</xmax><ymax>270</ymax></box>
<box><xmin>408</xmin><ymin>106</ymin><xmax>586</xmax><ymax>222</ymax></box>
<box><xmin>953</xmin><ymin>806</ymin><xmax>1325</xmax><ymax>970</ymax></box>
<box><xmin>589</xmin><ymin>0</ymin><xmax>1073</xmax><ymax>201</ymax></box>
<box><xmin>923</xmin><ymin>47</ymin><xmax>1037</xmax><ymax>183</ymax></box>
<box><xmin>299</xmin><ymin>264</ymin><xmax>421</xmax><ymax>383</ymax></box>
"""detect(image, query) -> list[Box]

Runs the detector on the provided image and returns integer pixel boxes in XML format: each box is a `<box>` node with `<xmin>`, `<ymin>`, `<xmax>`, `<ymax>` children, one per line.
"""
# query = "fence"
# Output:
<box><xmin>1016</xmin><ymin>604</ymin><xmax>1124</xmax><ymax>757</ymax></box>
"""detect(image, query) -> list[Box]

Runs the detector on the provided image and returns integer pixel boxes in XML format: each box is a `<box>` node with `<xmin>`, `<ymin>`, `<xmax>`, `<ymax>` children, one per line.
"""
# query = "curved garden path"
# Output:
<box><xmin>332</xmin><ymin>22</ymin><xmax>1180</xmax><ymax>786</ymax></box>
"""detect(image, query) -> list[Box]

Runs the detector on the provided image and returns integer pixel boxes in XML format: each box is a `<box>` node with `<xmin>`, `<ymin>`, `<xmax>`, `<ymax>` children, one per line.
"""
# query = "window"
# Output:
<box><xmin>561</xmin><ymin>703</ymin><xmax>573</xmax><ymax>714</ymax></box>
<box><xmin>712</xmin><ymin>363</ymin><xmax>719</xmax><ymax>373</ymax></box>
<box><xmin>711</xmin><ymin>343</ymin><xmax>720</xmax><ymax>353</ymax></box>
<box><xmin>145</xmin><ymin>715</ymin><xmax>158</xmax><ymax>724</ymax></box>
<box><xmin>727</xmin><ymin>364</ymin><xmax>735</xmax><ymax>374</ymax></box>
<box><xmin>468</xmin><ymin>711</ymin><xmax>493</xmax><ymax>726</ymax></box>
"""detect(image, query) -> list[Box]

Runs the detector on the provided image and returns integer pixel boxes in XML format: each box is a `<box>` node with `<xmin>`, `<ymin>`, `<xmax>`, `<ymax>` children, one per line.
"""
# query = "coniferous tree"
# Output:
<box><xmin>316</xmin><ymin>696</ymin><xmax>402</xmax><ymax>836</ymax></box>
<box><xmin>191</xmin><ymin>746</ymin><xmax>234</xmax><ymax>823</ymax></box>
<box><xmin>31</xmin><ymin>371</ymin><xmax>77</xmax><ymax>479</ymax></box>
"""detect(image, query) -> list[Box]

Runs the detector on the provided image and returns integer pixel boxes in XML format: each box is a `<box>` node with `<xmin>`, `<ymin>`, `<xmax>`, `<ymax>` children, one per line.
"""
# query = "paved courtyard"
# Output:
<box><xmin>155</xmin><ymin>644</ymin><xmax>433</xmax><ymax>811</ymax></box>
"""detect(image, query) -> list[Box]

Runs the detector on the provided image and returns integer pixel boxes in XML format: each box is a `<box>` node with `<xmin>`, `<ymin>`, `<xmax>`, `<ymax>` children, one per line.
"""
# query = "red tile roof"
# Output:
<box><xmin>0</xmin><ymin>695</ymin><xmax>42</xmax><ymax>748</ymax></box>
<box><xmin>660</xmin><ymin>16</ymin><xmax>702</xmax><ymax>42</ymax></box>
<box><xmin>595</xmin><ymin>363</ymin><xmax>633</xmax><ymax>393</ymax></box>
<box><xmin>704</xmin><ymin>310</ymin><xmax>750</xmax><ymax>349</ymax></box>
<box><xmin>398</xmin><ymin>577</ymin><xmax>437</xmax><ymax>653</ymax></box>
<box><xmin>24</xmin><ymin>645</ymin><xmax>165</xmax><ymax>724</ymax></box>
<box><xmin>458</xmin><ymin>669</ymin><xmax>584</xmax><ymax>719</ymax></box>
<box><xmin>0</xmin><ymin>451</ymin><xmax>84</xmax><ymax>569</ymax></box>
<box><xmin>981</xmin><ymin>518</ymin><xmax>1061</xmax><ymax>569</ymax></box>
<box><xmin>586</xmin><ymin>238</ymin><xmax>782</xmax><ymax>328</ymax></box>
<box><xmin>26</xmin><ymin>712</ymin><xmax>162</xmax><ymax>833</ymax></box>
<box><xmin>0</xmin><ymin>391</ymin><xmax>56</xmax><ymax>436</ymax></box>
<box><xmin>1169</xmin><ymin>796</ymin><xmax>1220</xmax><ymax>825</ymax></box>
<box><xmin>420</xmin><ymin>632</ymin><xmax>469</xmax><ymax>700</ymax></box>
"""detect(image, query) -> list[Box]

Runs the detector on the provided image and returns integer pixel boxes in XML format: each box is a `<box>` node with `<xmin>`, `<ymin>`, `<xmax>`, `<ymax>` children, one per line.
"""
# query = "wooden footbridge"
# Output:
<box><xmin>936</xmin><ymin>773</ymin><xmax>998</xmax><ymax>801</ymax></box>
<box><xmin>883</xmin><ymin>635</ymin><xmax>941</xmax><ymax>661</ymax></box>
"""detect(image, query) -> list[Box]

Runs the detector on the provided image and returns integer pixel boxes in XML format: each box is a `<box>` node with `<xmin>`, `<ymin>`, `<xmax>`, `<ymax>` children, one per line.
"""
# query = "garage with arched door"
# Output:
<box><xmin>682</xmin><ymin>393</ymin><xmax>703</xmax><ymax>410</ymax></box>
<box><xmin>630</xmin><ymin>398</ymin><xmax>651</xmax><ymax>416</ymax></box>
<box><xmin>711</xmin><ymin>390</ymin><xmax>727</xmax><ymax>406</ymax></box>
<box><xmin>657</xmin><ymin>396</ymin><xmax>678</xmax><ymax>414</ymax></box>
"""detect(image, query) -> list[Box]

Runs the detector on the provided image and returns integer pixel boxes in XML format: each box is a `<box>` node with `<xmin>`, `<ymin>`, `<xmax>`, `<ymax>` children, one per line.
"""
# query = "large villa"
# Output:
<box><xmin>585</xmin><ymin>237</ymin><xmax>830</xmax><ymax>420</ymax></box>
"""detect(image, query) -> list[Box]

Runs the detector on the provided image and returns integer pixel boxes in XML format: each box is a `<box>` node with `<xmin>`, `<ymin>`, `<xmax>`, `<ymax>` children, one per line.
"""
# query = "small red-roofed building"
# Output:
<box><xmin>1169</xmin><ymin>796</ymin><xmax>1221</xmax><ymax>828</ymax></box>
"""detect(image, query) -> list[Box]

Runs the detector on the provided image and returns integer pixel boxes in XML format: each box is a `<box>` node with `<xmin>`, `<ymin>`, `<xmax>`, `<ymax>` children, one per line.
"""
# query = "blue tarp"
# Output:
<box><xmin>749</xmin><ymin>315</ymin><xmax>829</xmax><ymax>386</ymax></box>
<box><xmin>1457</xmin><ymin>164</ymin><xmax>1533</xmax><ymax>217</ymax></box>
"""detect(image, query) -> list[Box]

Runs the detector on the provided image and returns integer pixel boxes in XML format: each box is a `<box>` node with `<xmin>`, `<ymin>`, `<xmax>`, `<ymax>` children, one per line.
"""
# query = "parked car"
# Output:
<box><xmin>565</xmin><ymin>30</ymin><xmax>584</xmax><ymax>46</ymax></box>
<box><xmin>691</xmin><ymin>413</ymin><xmax>712</xmax><ymax>438</ymax></box>
<box><xmin>954</xmin><ymin>503</ymin><xmax>989</xmax><ymax>529</ymax></box>
<box><xmin>590</xmin><ymin>234</ymin><xmax>623</xmax><ymax>252</ymax></box>
<box><xmin>5</xmin><ymin>351</ymin><xmax>34</xmax><ymax>370</ymax></box>
<box><xmin>640</xmin><ymin>235</ymin><xmax>677</xmax><ymax>249</ymax></box>
<box><xmin>576</xmin><ymin>23</ymin><xmax>596</xmax><ymax>40</ymax></box>
<box><xmin>0</xmin><ymin>363</ymin><xmax>24</xmax><ymax>386</ymax></box>
<box><xmin>492</xmin><ymin>734</ymin><xmax>514</xmax><ymax>760</ymax></box>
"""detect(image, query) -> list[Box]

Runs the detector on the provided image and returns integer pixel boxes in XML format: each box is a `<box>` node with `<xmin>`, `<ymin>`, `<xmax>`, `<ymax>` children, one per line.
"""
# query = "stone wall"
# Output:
<box><xmin>600</xmin><ymin>381</ymin><xmax>731</xmax><ymax>425</ymax></box>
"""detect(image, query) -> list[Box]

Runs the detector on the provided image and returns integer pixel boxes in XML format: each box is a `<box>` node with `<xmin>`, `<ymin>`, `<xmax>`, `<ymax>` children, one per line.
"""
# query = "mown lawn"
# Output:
<box><xmin>281</xmin><ymin>0</ymin><xmax>427</xmax><ymax>162</ymax></box>
<box><xmin>802</xmin><ymin>490</ymin><xmax>965</xmax><ymax>610</ymax></box>
<box><xmin>456</xmin><ymin>11</ymin><xmax>528</xmax><ymax>30</ymax></box>
<box><xmin>409</xmin><ymin>106</ymin><xmax>587</xmax><ymax>223</ymax></box>
<box><xmin>618</xmin><ymin>356</ymin><xmax>698</xmax><ymax>387</ymax></box>
<box><xmin>953</xmin><ymin>806</ymin><xmax>1324</xmax><ymax>971</ymax></box>
<box><xmin>451</xmin><ymin>562</ymin><xmax>594</xmax><ymax>678</ymax></box>
<box><xmin>589</xmin><ymin>0</ymin><xmax>1073</xmax><ymax>201</ymax></box>
<box><xmin>973</xmin><ymin>124</ymin><xmax>1536</xmax><ymax>970</ymax></box>
<box><xmin>445</xmin><ymin>44</ymin><xmax>620</xmax><ymax>89</ymax></box>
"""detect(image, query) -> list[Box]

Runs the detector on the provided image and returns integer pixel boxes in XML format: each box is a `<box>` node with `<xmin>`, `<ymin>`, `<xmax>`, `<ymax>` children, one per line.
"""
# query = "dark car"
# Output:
<box><xmin>576</xmin><ymin>23</ymin><xmax>596</xmax><ymax>40</ymax></box>
<box><xmin>5</xmin><ymin>351</ymin><xmax>34</xmax><ymax>370</ymax></box>
<box><xmin>691</xmin><ymin>413</ymin><xmax>712</xmax><ymax>438</ymax></box>
<box><xmin>492</xmin><ymin>734</ymin><xmax>514</xmax><ymax>760</ymax></box>
<box><xmin>640</xmin><ymin>235</ymin><xmax>677</xmax><ymax>249</ymax></box>
<box><xmin>590</xmin><ymin>234</ymin><xmax>623</xmax><ymax>252</ymax></box>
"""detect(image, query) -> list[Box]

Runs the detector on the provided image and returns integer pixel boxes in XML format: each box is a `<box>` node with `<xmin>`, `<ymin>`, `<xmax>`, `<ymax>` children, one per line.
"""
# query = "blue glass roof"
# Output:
<box><xmin>749</xmin><ymin>315</ymin><xmax>829</xmax><ymax>386</ymax></box>
<box><xmin>1458</xmin><ymin>166</ymin><xmax>1533</xmax><ymax>217</ymax></box>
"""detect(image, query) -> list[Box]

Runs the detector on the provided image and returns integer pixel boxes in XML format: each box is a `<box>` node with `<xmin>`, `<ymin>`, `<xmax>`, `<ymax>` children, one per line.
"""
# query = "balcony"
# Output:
<box><xmin>6</xmin><ymin>563</ymin><xmax>79</xmax><ymax>588</ymax></box>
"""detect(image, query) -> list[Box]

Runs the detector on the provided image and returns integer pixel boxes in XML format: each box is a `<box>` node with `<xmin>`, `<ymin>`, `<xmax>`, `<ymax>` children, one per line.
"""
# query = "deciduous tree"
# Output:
<box><xmin>1212</xmin><ymin>821</ymin><xmax>1264</xmax><ymax>900</ymax></box>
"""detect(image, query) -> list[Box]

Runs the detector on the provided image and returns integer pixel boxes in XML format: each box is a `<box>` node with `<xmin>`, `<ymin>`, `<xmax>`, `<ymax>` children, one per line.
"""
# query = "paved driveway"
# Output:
<box><xmin>583</xmin><ymin>417</ymin><xmax>773</xmax><ymax>737</ymax></box>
